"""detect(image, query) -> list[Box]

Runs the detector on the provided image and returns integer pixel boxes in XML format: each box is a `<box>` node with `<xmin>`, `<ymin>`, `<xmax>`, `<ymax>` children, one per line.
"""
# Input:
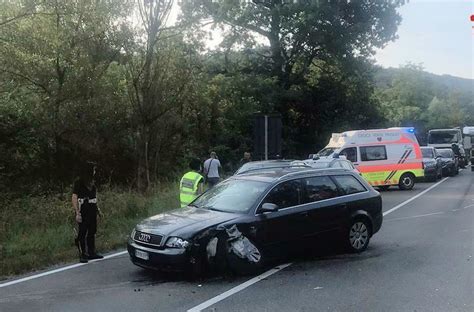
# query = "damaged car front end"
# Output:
<box><xmin>127</xmin><ymin>178</ymin><xmax>270</xmax><ymax>275</ymax></box>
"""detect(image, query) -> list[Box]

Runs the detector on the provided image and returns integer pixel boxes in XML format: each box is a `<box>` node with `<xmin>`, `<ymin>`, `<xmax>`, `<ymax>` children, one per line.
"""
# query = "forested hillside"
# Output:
<box><xmin>374</xmin><ymin>65</ymin><xmax>474</xmax><ymax>144</ymax></box>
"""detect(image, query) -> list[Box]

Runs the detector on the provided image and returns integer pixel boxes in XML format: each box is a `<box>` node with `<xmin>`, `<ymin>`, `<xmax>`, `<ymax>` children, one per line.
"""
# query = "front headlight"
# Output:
<box><xmin>130</xmin><ymin>228</ymin><xmax>136</xmax><ymax>239</ymax></box>
<box><xmin>165</xmin><ymin>237</ymin><xmax>190</xmax><ymax>249</ymax></box>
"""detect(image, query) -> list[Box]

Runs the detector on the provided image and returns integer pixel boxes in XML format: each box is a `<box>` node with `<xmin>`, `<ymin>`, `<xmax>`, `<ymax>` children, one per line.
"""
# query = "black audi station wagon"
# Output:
<box><xmin>127</xmin><ymin>168</ymin><xmax>383</xmax><ymax>275</ymax></box>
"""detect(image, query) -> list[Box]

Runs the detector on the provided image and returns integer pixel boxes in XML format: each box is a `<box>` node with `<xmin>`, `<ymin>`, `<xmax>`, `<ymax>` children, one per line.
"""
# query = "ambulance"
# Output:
<box><xmin>316</xmin><ymin>127</ymin><xmax>424</xmax><ymax>190</ymax></box>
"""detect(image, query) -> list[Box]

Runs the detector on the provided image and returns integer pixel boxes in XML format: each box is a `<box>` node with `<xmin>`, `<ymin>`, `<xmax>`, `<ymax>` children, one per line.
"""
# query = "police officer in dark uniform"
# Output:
<box><xmin>72</xmin><ymin>162</ymin><xmax>103</xmax><ymax>263</ymax></box>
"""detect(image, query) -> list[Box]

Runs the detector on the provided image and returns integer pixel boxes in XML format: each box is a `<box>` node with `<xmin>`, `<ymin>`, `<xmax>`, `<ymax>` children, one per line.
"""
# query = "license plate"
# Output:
<box><xmin>135</xmin><ymin>249</ymin><xmax>149</xmax><ymax>260</ymax></box>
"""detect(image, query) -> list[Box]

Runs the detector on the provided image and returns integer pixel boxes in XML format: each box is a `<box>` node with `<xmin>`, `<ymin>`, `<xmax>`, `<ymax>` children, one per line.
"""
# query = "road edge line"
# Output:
<box><xmin>383</xmin><ymin>177</ymin><xmax>449</xmax><ymax>217</ymax></box>
<box><xmin>187</xmin><ymin>263</ymin><xmax>293</xmax><ymax>312</ymax></box>
<box><xmin>0</xmin><ymin>250</ymin><xmax>128</xmax><ymax>288</ymax></box>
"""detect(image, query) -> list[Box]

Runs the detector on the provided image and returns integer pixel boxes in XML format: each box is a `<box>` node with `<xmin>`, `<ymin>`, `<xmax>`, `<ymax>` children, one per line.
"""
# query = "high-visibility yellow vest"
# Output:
<box><xmin>180</xmin><ymin>171</ymin><xmax>204</xmax><ymax>207</ymax></box>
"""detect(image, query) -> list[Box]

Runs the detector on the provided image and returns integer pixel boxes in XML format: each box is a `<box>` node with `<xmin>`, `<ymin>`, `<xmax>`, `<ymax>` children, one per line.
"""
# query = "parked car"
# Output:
<box><xmin>234</xmin><ymin>159</ymin><xmax>309</xmax><ymax>175</ymax></box>
<box><xmin>127</xmin><ymin>168</ymin><xmax>383</xmax><ymax>276</ymax></box>
<box><xmin>304</xmin><ymin>158</ymin><xmax>361</xmax><ymax>176</ymax></box>
<box><xmin>437</xmin><ymin>148</ymin><xmax>459</xmax><ymax>176</ymax></box>
<box><xmin>420</xmin><ymin>146</ymin><xmax>443</xmax><ymax>181</ymax></box>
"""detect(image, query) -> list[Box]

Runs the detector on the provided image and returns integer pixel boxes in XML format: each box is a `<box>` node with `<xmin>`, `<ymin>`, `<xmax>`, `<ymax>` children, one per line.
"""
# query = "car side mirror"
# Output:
<box><xmin>260</xmin><ymin>203</ymin><xmax>279</xmax><ymax>213</ymax></box>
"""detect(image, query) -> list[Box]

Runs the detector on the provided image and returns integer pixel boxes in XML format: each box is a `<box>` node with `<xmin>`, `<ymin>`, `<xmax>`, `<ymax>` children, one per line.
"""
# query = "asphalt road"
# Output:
<box><xmin>1</xmin><ymin>169</ymin><xmax>473</xmax><ymax>312</ymax></box>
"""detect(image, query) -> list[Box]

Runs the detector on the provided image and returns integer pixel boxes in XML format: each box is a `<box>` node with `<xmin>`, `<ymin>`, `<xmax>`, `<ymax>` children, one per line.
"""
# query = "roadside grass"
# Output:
<box><xmin>0</xmin><ymin>183</ymin><xmax>179</xmax><ymax>280</ymax></box>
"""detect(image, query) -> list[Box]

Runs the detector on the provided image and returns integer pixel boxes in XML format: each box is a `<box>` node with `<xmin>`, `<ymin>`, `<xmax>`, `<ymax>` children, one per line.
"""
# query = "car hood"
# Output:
<box><xmin>135</xmin><ymin>206</ymin><xmax>240</xmax><ymax>238</ymax></box>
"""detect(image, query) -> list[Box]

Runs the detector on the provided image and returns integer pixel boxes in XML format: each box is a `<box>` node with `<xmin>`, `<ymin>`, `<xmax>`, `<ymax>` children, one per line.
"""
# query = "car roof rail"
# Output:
<box><xmin>237</xmin><ymin>164</ymin><xmax>312</xmax><ymax>175</ymax></box>
<box><xmin>277</xmin><ymin>168</ymin><xmax>349</xmax><ymax>181</ymax></box>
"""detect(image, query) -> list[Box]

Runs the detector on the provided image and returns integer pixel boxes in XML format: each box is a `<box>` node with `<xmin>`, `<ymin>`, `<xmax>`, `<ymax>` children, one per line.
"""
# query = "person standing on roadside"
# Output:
<box><xmin>179</xmin><ymin>158</ymin><xmax>204</xmax><ymax>207</ymax></box>
<box><xmin>203</xmin><ymin>151</ymin><xmax>221</xmax><ymax>188</ymax></box>
<box><xmin>239</xmin><ymin>152</ymin><xmax>252</xmax><ymax>167</ymax></box>
<box><xmin>72</xmin><ymin>162</ymin><xmax>103</xmax><ymax>263</ymax></box>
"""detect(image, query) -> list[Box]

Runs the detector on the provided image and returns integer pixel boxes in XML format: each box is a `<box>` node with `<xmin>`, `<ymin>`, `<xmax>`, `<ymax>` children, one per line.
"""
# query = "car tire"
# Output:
<box><xmin>378</xmin><ymin>186</ymin><xmax>390</xmax><ymax>191</ymax></box>
<box><xmin>399</xmin><ymin>173</ymin><xmax>415</xmax><ymax>190</ymax></box>
<box><xmin>346</xmin><ymin>218</ymin><xmax>371</xmax><ymax>253</ymax></box>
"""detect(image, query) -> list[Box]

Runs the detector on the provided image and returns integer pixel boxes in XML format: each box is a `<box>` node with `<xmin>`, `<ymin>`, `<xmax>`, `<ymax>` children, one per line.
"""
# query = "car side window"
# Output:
<box><xmin>360</xmin><ymin>145</ymin><xmax>387</xmax><ymax>161</ymax></box>
<box><xmin>302</xmin><ymin>176</ymin><xmax>339</xmax><ymax>203</ymax></box>
<box><xmin>333</xmin><ymin>175</ymin><xmax>367</xmax><ymax>195</ymax></box>
<box><xmin>340</xmin><ymin>147</ymin><xmax>357</xmax><ymax>162</ymax></box>
<box><xmin>263</xmin><ymin>179</ymin><xmax>302</xmax><ymax>209</ymax></box>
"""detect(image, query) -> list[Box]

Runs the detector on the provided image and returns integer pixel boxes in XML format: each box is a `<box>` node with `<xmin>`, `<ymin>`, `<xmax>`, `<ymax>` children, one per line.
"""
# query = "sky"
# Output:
<box><xmin>375</xmin><ymin>0</ymin><xmax>474</xmax><ymax>79</ymax></box>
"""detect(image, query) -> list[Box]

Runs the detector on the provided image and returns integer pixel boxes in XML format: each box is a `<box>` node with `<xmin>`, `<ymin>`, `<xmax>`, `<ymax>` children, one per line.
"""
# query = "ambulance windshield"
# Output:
<box><xmin>317</xmin><ymin>147</ymin><xmax>337</xmax><ymax>157</ymax></box>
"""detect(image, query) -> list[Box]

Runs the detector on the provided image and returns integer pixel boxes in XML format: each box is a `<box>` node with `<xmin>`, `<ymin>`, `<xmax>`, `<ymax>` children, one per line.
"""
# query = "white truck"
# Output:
<box><xmin>427</xmin><ymin>128</ymin><xmax>469</xmax><ymax>168</ymax></box>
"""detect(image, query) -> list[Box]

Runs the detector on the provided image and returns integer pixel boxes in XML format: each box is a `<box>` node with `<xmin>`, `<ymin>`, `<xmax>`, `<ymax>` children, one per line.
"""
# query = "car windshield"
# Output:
<box><xmin>192</xmin><ymin>179</ymin><xmax>269</xmax><ymax>213</ymax></box>
<box><xmin>428</xmin><ymin>132</ymin><xmax>458</xmax><ymax>144</ymax></box>
<box><xmin>421</xmin><ymin>148</ymin><xmax>434</xmax><ymax>158</ymax></box>
<box><xmin>317</xmin><ymin>147</ymin><xmax>337</xmax><ymax>157</ymax></box>
<box><xmin>437</xmin><ymin>149</ymin><xmax>453</xmax><ymax>158</ymax></box>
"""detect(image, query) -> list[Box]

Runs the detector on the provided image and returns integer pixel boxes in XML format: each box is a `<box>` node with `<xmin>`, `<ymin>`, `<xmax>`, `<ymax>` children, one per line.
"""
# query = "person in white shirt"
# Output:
<box><xmin>203</xmin><ymin>151</ymin><xmax>221</xmax><ymax>188</ymax></box>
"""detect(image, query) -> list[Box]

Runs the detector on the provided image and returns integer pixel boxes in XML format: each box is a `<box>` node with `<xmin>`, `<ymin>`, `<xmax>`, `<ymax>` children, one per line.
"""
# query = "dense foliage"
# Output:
<box><xmin>1</xmin><ymin>0</ymin><xmax>472</xmax><ymax>193</ymax></box>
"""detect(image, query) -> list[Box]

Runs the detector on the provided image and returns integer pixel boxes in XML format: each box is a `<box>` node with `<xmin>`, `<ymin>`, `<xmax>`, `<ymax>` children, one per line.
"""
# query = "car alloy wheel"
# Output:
<box><xmin>349</xmin><ymin>221</ymin><xmax>369</xmax><ymax>252</ymax></box>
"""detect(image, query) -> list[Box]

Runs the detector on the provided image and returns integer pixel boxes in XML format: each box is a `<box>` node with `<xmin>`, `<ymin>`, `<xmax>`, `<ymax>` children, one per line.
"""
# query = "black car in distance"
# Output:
<box><xmin>127</xmin><ymin>168</ymin><xmax>383</xmax><ymax>276</ymax></box>
<box><xmin>437</xmin><ymin>148</ymin><xmax>459</xmax><ymax>176</ymax></box>
<box><xmin>420</xmin><ymin>146</ymin><xmax>443</xmax><ymax>181</ymax></box>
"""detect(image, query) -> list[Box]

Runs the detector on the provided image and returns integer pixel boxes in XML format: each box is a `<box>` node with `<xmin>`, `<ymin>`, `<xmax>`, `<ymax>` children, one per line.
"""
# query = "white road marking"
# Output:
<box><xmin>385</xmin><ymin>211</ymin><xmax>446</xmax><ymax>222</ymax></box>
<box><xmin>460</xmin><ymin>204</ymin><xmax>474</xmax><ymax>210</ymax></box>
<box><xmin>187</xmin><ymin>263</ymin><xmax>292</xmax><ymax>312</ymax></box>
<box><xmin>383</xmin><ymin>177</ymin><xmax>449</xmax><ymax>217</ymax></box>
<box><xmin>0</xmin><ymin>251</ymin><xmax>128</xmax><ymax>288</ymax></box>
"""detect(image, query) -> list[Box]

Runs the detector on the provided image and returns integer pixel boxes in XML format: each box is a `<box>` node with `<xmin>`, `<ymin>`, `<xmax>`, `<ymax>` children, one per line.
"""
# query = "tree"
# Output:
<box><xmin>126</xmin><ymin>0</ymin><xmax>200</xmax><ymax>190</ymax></box>
<box><xmin>183</xmin><ymin>0</ymin><xmax>404</xmax><ymax>89</ymax></box>
<box><xmin>0</xmin><ymin>0</ymin><xmax>133</xmax><ymax>184</ymax></box>
<box><xmin>375</xmin><ymin>64</ymin><xmax>433</xmax><ymax>128</ymax></box>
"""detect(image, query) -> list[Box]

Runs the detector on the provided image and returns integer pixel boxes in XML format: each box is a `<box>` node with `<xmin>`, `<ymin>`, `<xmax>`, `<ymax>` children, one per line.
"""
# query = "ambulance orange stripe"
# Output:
<box><xmin>358</xmin><ymin>163</ymin><xmax>422</xmax><ymax>173</ymax></box>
